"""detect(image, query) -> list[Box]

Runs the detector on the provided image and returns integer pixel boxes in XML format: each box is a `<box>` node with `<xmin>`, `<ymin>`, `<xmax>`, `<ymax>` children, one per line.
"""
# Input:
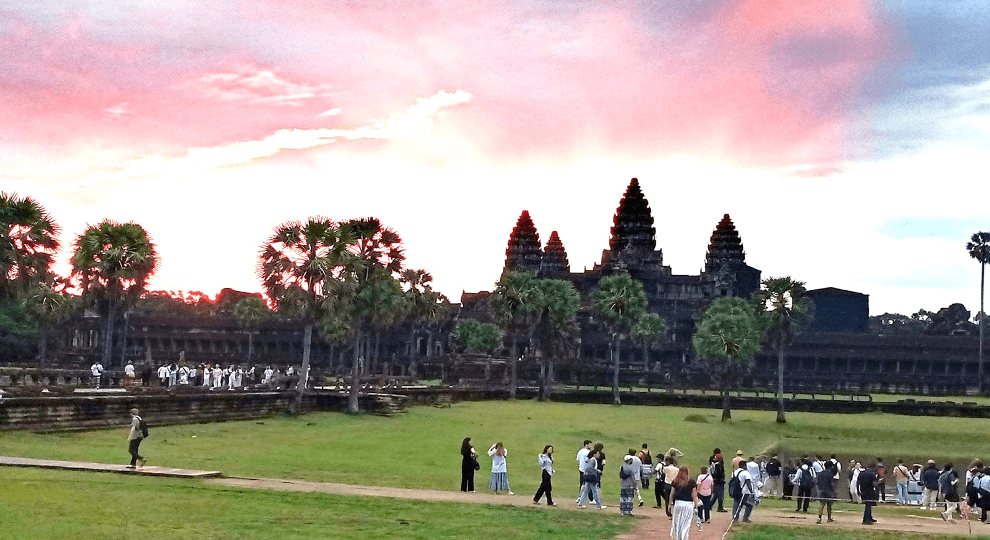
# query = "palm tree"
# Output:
<box><xmin>71</xmin><ymin>220</ymin><xmax>158</xmax><ymax>368</ymax></box>
<box><xmin>1</xmin><ymin>192</ymin><xmax>60</xmax><ymax>300</ymax></box>
<box><xmin>399</xmin><ymin>269</ymin><xmax>449</xmax><ymax>378</ymax></box>
<box><xmin>491</xmin><ymin>271</ymin><xmax>541</xmax><ymax>399</ymax></box>
<box><xmin>592</xmin><ymin>272</ymin><xmax>648</xmax><ymax>405</ymax></box>
<box><xmin>693</xmin><ymin>296</ymin><xmax>764</xmax><ymax>421</ymax></box>
<box><xmin>22</xmin><ymin>277</ymin><xmax>79</xmax><ymax>366</ymax></box>
<box><xmin>757</xmin><ymin>277</ymin><xmax>810</xmax><ymax>424</ymax></box>
<box><xmin>258</xmin><ymin>217</ymin><xmax>356</xmax><ymax>412</ymax></box>
<box><xmin>632</xmin><ymin>312</ymin><xmax>664</xmax><ymax>371</ymax></box>
<box><xmin>532</xmin><ymin>278</ymin><xmax>580</xmax><ymax>400</ymax></box>
<box><xmin>233</xmin><ymin>296</ymin><xmax>271</xmax><ymax>365</ymax></box>
<box><xmin>968</xmin><ymin>232</ymin><xmax>990</xmax><ymax>393</ymax></box>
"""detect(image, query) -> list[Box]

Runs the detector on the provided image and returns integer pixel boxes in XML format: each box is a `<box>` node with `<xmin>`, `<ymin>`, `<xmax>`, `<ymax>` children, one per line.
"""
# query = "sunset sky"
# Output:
<box><xmin>2</xmin><ymin>1</ymin><xmax>988</xmax><ymax>317</ymax></box>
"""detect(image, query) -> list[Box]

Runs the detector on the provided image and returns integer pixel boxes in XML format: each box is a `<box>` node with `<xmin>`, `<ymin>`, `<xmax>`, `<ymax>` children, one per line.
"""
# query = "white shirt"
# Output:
<box><xmin>124</xmin><ymin>364</ymin><xmax>135</xmax><ymax>377</ymax></box>
<box><xmin>91</xmin><ymin>363</ymin><xmax>103</xmax><ymax>376</ymax></box>
<box><xmin>630</xmin><ymin>455</ymin><xmax>643</xmax><ymax>481</ymax></box>
<box><xmin>734</xmin><ymin>468</ymin><xmax>754</xmax><ymax>495</ymax></box>
<box><xmin>539</xmin><ymin>454</ymin><xmax>554</xmax><ymax>475</ymax></box>
<box><xmin>577</xmin><ymin>447</ymin><xmax>590</xmax><ymax>472</ymax></box>
<box><xmin>489</xmin><ymin>447</ymin><xmax>507</xmax><ymax>473</ymax></box>
<box><xmin>158</xmin><ymin>365</ymin><xmax>169</xmax><ymax>379</ymax></box>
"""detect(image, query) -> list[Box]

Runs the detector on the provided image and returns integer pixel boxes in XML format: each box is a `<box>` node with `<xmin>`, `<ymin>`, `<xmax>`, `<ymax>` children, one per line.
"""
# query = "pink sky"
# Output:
<box><xmin>3</xmin><ymin>1</ymin><xmax>988</xmax><ymax>315</ymax></box>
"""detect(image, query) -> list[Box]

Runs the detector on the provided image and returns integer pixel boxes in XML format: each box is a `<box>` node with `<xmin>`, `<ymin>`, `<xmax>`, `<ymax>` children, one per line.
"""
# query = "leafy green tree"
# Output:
<box><xmin>592</xmin><ymin>272</ymin><xmax>648</xmax><ymax>404</ymax></box>
<box><xmin>399</xmin><ymin>269</ymin><xmax>449</xmax><ymax>375</ymax></box>
<box><xmin>491</xmin><ymin>271</ymin><xmax>541</xmax><ymax>399</ymax></box>
<box><xmin>968</xmin><ymin>232</ymin><xmax>990</xmax><ymax>393</ymax></box>
<box><xmin>455</xmin><ymin>320</ymin><xmax>502</xmax><ymax>353</ymax></box>
<box><xmin>632</xmin><ymin>312</ymin><xmax>664</xmax><ymax>371</ymax></box>
<box><xmin>259</xmin><ymin>217</ymin><xmax>356</xmax><ymax>412</ymax></box>
<box><xmin>71</xmin><ymin>220</ymin><xmax>158</xmax><ymax>368</ymax></box>
<box><xmin>1</xmin><ymin>193</ymin><xmax>60</xmax><ymax>300</ymax></box>
<box><xmin>757</xmin><ymin>277</ymin><xmax>811</xmax><ymax>424</ymax></box>
<box><xmin>23</xmin><ymin>278</ymin><xmax>79</xmax><ymax>366</ymax></box>
<box><xmin>693</xmin><ymin>296</ymin><xmax>763</xmax><ymax>421</ymax></box>
<box><xmin>532</xmin><ymin>278</ymin><xmax>580</xmax><ymax>400</ymax></box>
<box><xmin>233</xmin><ymin>296</ymin><xmax>272</xmax><ymax>365</ymax></box>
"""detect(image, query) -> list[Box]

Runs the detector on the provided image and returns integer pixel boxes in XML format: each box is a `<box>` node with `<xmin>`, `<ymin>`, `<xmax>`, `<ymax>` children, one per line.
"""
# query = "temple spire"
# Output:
<box><xmin>609</xmin><ymin>178</ymin><xmax>657</xmax><ymax>253</ymax></box>
<box><xmin>540</xmin><ymin>230</ymin><xmax>570</xmax><ymax>277</ymax></box>
<box><xmin>503</xmin><ymin>210</ymin><xmax>542</xmax><ymax>275</ymax></box>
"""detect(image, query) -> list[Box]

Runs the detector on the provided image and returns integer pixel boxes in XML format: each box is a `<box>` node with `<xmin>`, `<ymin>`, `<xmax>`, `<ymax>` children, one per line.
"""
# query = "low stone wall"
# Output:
<box><xmin>0</xmin><ymin>391</ymin><xmax>391</xmax><ymax>432</ymax></box>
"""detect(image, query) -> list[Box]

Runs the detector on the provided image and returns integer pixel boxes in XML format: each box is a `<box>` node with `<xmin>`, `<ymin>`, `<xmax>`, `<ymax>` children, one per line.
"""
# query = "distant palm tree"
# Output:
<box><xmin>71</xmin><ymin>220</ymin><xmax>158</xmax><ymax>368</ymax></box>
<box><xmin>532</xmin><ymin>278</ymin><xmax>580</xmax><ymax>400</ymax></box>
<box><xmin>1</xmin><ymin>192</ymin><xmax>60</xmax><ymax>299</ymax></box>
<box><xmin>592</xmin><ymin>272</ymin><xmax>648</xmax><ymax>405</ymax></box>
<box><xmin>693</xmin><ymin>296</ymin><xmax>763</xmax><ymax>421</ymax></box>
<box><xmin>968</xmin><ymin>232</ymin><xmax>990</xmax><ymax>393</ymax></box>
<box><xmin>258</xmin><ymin>217</ymin><xmax>356</xmax><ymax>412</ymax></box>
<box><xmin>757</xmin><ymin>277</ymin><xmax>810</xmax><ymax>424</ymax></box>
<box><xmin>491</xmin><ymin>271</ymin><xmax>541</xmax><ymax>399</ymax></box>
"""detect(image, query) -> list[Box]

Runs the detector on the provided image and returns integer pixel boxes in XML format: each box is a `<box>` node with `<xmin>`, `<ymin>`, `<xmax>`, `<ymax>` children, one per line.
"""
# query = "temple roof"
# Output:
<box><xmin>705</xmin><ymin>213</ymin><xmax>745</xmax><ymax>264</ymax></box>
<box><xmin>541</xmin><ymin>230</ymin><xmax>570</xmax><ymax>275</ymax></box>
<box><xmin>609</xmin><ymin>178</ymin><xmax>656</xmax><ymax>253</ymax></box>
<box><xmin>504</xmin><ymin>210</ymin><xmax>542</xmax><ymax>274</ymax></box>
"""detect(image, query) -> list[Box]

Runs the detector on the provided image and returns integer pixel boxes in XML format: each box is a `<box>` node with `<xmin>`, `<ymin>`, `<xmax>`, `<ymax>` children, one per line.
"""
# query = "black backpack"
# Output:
<box><xmin>766</xmin><ymin>460</ymin><xmax>781</xmax><ymax>476</ymax></box>
<box><xmin>799</xmin><ymin>466</ymin><xmax>814</xmax><ymax>488</ymax></box>
<box><xmin>728</xmin><ymin>471</ymin><xmax>742</xmax><ymax>498</ymax></box>
<box><xmin>138</xmin><ymin>417</ymin><xmax>149</xmax><ymax>438</ymax></box>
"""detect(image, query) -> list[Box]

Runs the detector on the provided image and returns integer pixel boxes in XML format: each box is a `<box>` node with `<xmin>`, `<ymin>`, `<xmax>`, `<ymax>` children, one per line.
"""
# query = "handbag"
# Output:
<box><xmin>473</xmin><ymin>457</ymin><xmax>480</xmax><ymax>471</ymax></box>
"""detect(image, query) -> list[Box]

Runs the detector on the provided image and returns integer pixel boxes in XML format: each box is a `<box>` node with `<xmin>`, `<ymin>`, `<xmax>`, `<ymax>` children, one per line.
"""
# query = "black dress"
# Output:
<box><xmin>461</xmin><ymin>452</ymin><xmax>477</xmax><ymax>492</ymax></box>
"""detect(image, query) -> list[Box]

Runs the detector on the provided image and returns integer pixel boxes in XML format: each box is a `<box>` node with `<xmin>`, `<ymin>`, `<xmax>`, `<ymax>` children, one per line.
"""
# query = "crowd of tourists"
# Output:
<box><xmin>458</xmin><ymin>438</ymin><xmax>990</xmax><ymax>538</ymax></box>
<box><xmin>108</xmin><ymin>360</ymin><xmax>300</xmax><ymax>390</ymax></box>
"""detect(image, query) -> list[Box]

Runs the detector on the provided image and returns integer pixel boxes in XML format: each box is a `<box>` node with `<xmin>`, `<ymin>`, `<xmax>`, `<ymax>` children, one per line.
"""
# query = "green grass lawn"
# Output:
<box><xmin>0</xmin><ymin>468</ymin><xmax>631</xmax><ymax>540</ymax></box>
<box><xmin>2</xmin><ymin>400</ymin><xmax>989</xmax><ymax>503</ymax></box>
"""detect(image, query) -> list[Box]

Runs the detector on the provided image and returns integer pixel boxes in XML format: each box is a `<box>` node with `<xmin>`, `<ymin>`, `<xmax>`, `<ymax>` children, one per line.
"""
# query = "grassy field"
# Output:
<box><xmin>1</xmin><ymin>400</ymin><xmax>989</xmax><ymax>502</ymax></box>
<box><xmin>0</xmin><ymin>468</ymin><xmax>631</xmax><ymax>540</ymax></box>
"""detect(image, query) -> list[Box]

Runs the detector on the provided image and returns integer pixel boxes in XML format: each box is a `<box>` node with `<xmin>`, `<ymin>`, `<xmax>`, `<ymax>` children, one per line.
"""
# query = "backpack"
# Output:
<box><xmin>766</xmin><ymin>460</ymin><xmax>781</xmax><ymax>476</ymax></box>
<box><xmin>619</xmin><ymin>466</ymin><xmax>631</xmax><ymax>480</ymax></box>
<box><xmin>728</xmin><ymin>470</ymin><xmax>742</xmax><ymax>498</ymax></box>
<box><xmin>138</xmin><ymin>417</ymin><xmax>149</xmax><ymax>438</ymax></box>
<box><xmin>799</xmin><ymin>466</ymin><xmax>815</xmax><ymax>488</ymax></box>
<box><xmin>710</xmin><ymin>461</ymin><xmax>725</xmax><ymax>482</ymax></box>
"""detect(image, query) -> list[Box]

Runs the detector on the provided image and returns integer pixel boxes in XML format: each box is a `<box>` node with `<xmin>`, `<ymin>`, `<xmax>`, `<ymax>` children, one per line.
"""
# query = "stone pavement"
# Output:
<box><xmin>0</xmin><ymin>455</ymin><xmax>221</xmax><ymax>478</ymax></box>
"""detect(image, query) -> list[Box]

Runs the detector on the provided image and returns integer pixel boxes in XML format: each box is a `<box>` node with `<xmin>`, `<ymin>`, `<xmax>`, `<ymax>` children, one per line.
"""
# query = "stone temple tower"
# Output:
<box><xmin>503</xmin><ymin>210</ymin><xmax>542</xmax><ymax>275</ymax></box>
<box><xmin>600</xmin><ymin>178</ymin><xmax>665</xmax><ymax>274</ymax></box>
<box><xmin>539</xmin><ymin>231</ymin><xmax>570</xmax><ymax>278</ymax></box>
<box><xmin>702</xmin><ymin>213</ymin><xmax>761</xmax><ymax>298</ymax></box>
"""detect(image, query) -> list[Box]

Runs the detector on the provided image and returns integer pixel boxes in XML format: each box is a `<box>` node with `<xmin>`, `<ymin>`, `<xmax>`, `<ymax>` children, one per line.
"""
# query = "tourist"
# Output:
<box><xmin>264</xmin><ymin>365</ymin><xmax>274</xmax><ymax>385</ymax></box>
<box><xmin>940</xmin><ymin>462</ymin><xmax>960</xmax><ymax>521</ymax></box>
<box><xmin>670</xmin><ymin>466</ymin><xmax>699</xmax><ymax>539</ymax></box>
<box><xmin>849</xmin><ymin>462</ymin><xmax>863</xmax><ymax>503</ymax></box>
<box><xmin>730</xmin><ymin>461</ymin><xmax>754</xmax><ymax>523</ymax></box>
<box><xmin>126</xmin><ymin>408</ymin><xmax>147</xmax><ymax>469</ymax></box>
<box><xmin>965</xmin><ymin>461</ymin><xmax>982</xmax><ymax>511</ymax></box>
<box><xmin>731</xmin><ymin>450</ymin><xmax>745</xmax><ymax>470</ymax></box>
<box><xmin>619</xmin><ymin>454</ymin><xmax>638</xmax><ymax>515</ymax></box>
<box><xmin>976</xmin><ymin>466</ymin><xmax>990</xmax><ymax>522</ymax></box>
<box><xmin>696</xmin><ymin>466</ymin><xmax>713</xmax><ymax>523</ymax></box>
<box><xmin>533</xmin><ymin>445</ymin><xmax>555</xmax><ymax>505</ymax></box>
<box><xmin>746</xmin><ymin>456</ymin><xmax>763</xmax><ymax>503</ymax></box>
<box><xmin>892</xmin><ymin>458</ymin><xmax>910</xmax><ymax>504</ymax></box>
<box><xmin>921</xmin><ymin>460</ymin><xmax>941</xmax><ymax>510</ymax></box>
<box><xmin>907</xmin><ymin>463</ymin><xmax>923</xmax><ymax>505</ymax></box>
<box><xmin>662</xmin><ymin>455</ymin><xmax>680</xmax><ymax>516</ymax></box>
<box><xmin>576</xmin><ymin>439</ymin><xmax>592</xmax><ymax>500</ymax></box>
<box><xmin>200</xmin><ymin>364</ymin><xmax>210</xmax><ymax>387</ymax></box>
<box><xmin>764</xmin><ymin>454</ymin><xmax>782</xmax><ymax>498</ymax></box>
<box><xmin>157</xmin><ymin>363</ymin><xmax>169</xmax><ymax>387</ymax></box>
<box><xmin>638</xmin><ymin>443</ymin><xmax>653</xmax><ymax>491</ymax></box>
<box><xmin>593</xmin><ymin>442</ymin><xmax>607</xmax><ymax>490</ymax></box>
<box><xmin>859</xmin><ymin>461</ymin><xmax>879</xmax><ymax>525</ymax></box>
<box><xmin>628</xmin><ymin>449</ymin><xmax>644</xmax><ymax>506</ymax></box>
<box><xmin>168</xmin><ymin>363</ymin><xmax>177</xmax><ymax>387</ymax></box>
<box><xmin>577</xmin><ymin>450</ymin><xmax>605</xmax><ymax>509</ymax></box>
<box><xmin>211</xmin><ymin>364</ymin><xmax>223</xmax><ymax>389</ymax></box>
<box><xmin>816</xmin><ymin>459</ymin><xmax>837</xmax><ymax>524</ymax></box>
<box><xmin>794</xmin><ymin>459</ymin><xmax>815</xmax><ymax>512</ymax></box>
<box><xmin>460</xmin><ymin>437</ymin><xmax>478</xmax><ymax>492</ymax></box>
<box><xmin>123</xmin><ymin>361</ymin><xmax>135</xmax><ymax>388</ymax></box>
<box><xmin>782</xmin><ymin>459</ymin><xmax>797</xmax><ymax>501</ymax></box>
<box><xmin>90</xmin><ymin>361</ymin><xmax>103</xmax><ymax>389</ymax></box>
<box><xmin>488</xmin><ymin>442</ymin><xmax>512</xmax><ymax>495</ymax></box>
<box><xmin>709</xmin><ymin>452</ymin><xmax>727</xmax><ymax>512</ymax></box>
<box><xmin>178</xmin><ymin>364</ymin><xmax>190</xmax><ymax>385</ymax></box>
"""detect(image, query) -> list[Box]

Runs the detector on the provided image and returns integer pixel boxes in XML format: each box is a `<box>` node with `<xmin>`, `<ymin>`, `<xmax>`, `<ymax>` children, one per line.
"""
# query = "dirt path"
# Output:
<box><xmin>210</xmin><ymin>478</ymin><xmax>986</xmax><ymax>538</ymax></box>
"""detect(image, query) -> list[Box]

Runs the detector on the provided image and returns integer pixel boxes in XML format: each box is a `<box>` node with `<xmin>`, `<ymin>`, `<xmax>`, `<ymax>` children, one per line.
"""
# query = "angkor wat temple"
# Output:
<box><xmin>18</xmin><ymin>179</ymin><xmax>982</xmax><ymax>395</ymax></box>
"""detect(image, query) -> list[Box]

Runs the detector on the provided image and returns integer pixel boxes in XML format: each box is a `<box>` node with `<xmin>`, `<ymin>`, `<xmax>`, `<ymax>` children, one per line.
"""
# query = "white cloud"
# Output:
<box><xmin>317</xmin><ymin>108</ymin><xmax>342</xmax><ymax>117</ymax></box>
<box><xmin>195</xmin><ymin>64</ymin><xmax>337</xmax><ymax>106</ymax></box>
<box><xmin>104</xmin><ymin>102</ymin><xmax>131</xmax><ymax>119</ymax></box>
<box><xmin>58</xmin><ymin>90</ymin><xmax>473</xmax><ymax>190</ymax></box>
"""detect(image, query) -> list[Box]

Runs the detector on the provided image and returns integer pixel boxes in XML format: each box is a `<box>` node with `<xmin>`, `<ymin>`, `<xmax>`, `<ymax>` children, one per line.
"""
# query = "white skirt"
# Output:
<box><xmin>671</xmin><ymin>500</ymin><xmax>694</xmax><ymax>540</ymax></box>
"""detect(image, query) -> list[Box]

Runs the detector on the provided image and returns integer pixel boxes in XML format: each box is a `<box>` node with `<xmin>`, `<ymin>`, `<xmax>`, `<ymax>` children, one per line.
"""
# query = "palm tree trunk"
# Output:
<box><xmin>102</xmin><ymin>299</ymin><xmax>116</xmax><ymax>368</ymax></box>
<box><xmin>979</xmin><ymin>261</ymin><xmax>985</xmax><ymax>394</ymax></box>
<box><xmin>247</xmin><ymin>330</ymin><xmax>254</xmax><ymax>364</ymax></box>
<box><xmin>776</xmin><ymin>345</ymin><xmax>786</xmax><ymax>423</ymax></box>
<box><xmin>721</xmin><ymin>390</ymin><xmax>732</xmax><ymax>421</ymax></box>
<box><xmin>613</xmin><ymin>339</ymin><xmax>622</xmax><ymax>405</ymax></box>
<box><xmin>509</xmin><ymin>336</ymin><xmax>518</xmax><ymax>399</ymax></box>
<box><xmin>119</xmin><ymin>311</ymin><xmax>129</xmax><ymax>366</ymax></box>
<box><xmin>292</xmin><ymin>323</ymin><xmax>312</xmax><ymax>415</ymax></box>
<box><xmin>547</xmin><ymin>358</ymin><xmax>555</xmax><ymax>399</ymax></box>
<box><xmin>538</xmin><ymin>358</ymin><xmax>546</xmax><ymax>401</ymax></box>
<box><xmin>348</xmin><ymin>329</ymin><xmax>362</xmax><ymax>413</ymax></box>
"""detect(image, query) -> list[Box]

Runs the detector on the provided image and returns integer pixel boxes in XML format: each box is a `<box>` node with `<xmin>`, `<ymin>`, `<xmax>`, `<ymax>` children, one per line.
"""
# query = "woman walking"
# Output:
<box><xmin>670</xmin><ymin>466</ymin><xmax>700</xmax><ymax>540</ymax></box>
<box><xmin>619</xmin><ymin>455</ymin><xmax>638</xmax><ymax>515</ymax></box>
<box><xmin>696</xmin><ymin>466</ymin><xmax>714</xmax><ymax>523</ymax></box>
<box><xmin>533</xmin><ymin>445</ymin><xmax>556</xmax><ymax>505</ymax></box>
<box><xmin>488</xmin><ymin>442</ymin><xmax>513</xmax><ymax>495</ymax></box>
<box><xmin>460</xmin><ymin>437</ymin><xmax>478</xmax><ymax>492</ymax></box>
<box><xmin>577</xmin><ymin>450</ymin><xmax>606</xmax><ymax>509</ymax></box>
<box><xmin>816</xmin><ymin>460</ymin><xmax>838</xmax><ymax>524</ymax></box>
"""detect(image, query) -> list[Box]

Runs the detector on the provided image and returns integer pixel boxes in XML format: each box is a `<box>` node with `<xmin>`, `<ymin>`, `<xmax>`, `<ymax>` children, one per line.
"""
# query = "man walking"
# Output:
<box><xmin>921</xmin><ymin>460</ymin><xmax>941</xmax><ymax>510</ymax></box>
<box><xmin>90</xmin><ymin>361</ymin><xmax>104</xmax><ymax>389</ymax></box>
<box><xmin>859</xmin><ymin>461</ymin><xmax>879</xmax><ymax>525</ymax></box>
<box><xmin>893</xmin><ymin>458</ymin><xmax>911</xmax><ymax>504</ymax></box>
<box><xmin>576</xmin><ymin>440</ymin><xmax>592</xmax><ymax>502</ymax></box>
<box><xmin>731</xmin><ymin>461</ymin><xmax>755</xmax><ymax>523</ymax></box>
<box><xmin>794</xmin><ymin>459</ymin><xmax>816</xmax><ymax>512</ymax></box>
<box><xmin>126</xmin><ymin>408</ymin><xmax>147</xmax><ymax>469</ymax></box>
<box><xmin>764</xmin><ymin>454</ymin><xmax>782</xmax><ymax>498</ymax></box>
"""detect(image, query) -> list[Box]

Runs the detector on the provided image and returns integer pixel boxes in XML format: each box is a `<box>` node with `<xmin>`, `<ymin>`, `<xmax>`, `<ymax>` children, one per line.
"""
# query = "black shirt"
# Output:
<box><xmin>673</xmin><ymin>479</ymin><xmax>697</xmax><ymax>502</ymax></box>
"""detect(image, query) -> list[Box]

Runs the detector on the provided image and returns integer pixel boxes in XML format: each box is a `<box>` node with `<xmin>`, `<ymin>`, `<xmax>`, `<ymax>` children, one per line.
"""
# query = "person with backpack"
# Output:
<box><xmin>126</xmin><ymin>408</ymin><xmax>147</xmax><ymax>469</ymax></box>
<box><xmin>730</xmin><ymin>461</ymin><xmax>754</xmax><ymax>523</ymax></box>
<box><xmin>577</xmin><ymin>450</ymin><xmax>606</xmax><ymax>509</ymax></box>
<box><xmin>794</xmin><ymin>459</ymin><xmax>816</xmax><ymax>512</ymax></box>
<box><xmin>709</xmin><ymin>452</ymin><xmax>727</xmax><ymax>512</ymax></box>
<box><xmin>939</xmin><ymin>463</ymin><xmax>960</xmax><ymax>521</ymax></box>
